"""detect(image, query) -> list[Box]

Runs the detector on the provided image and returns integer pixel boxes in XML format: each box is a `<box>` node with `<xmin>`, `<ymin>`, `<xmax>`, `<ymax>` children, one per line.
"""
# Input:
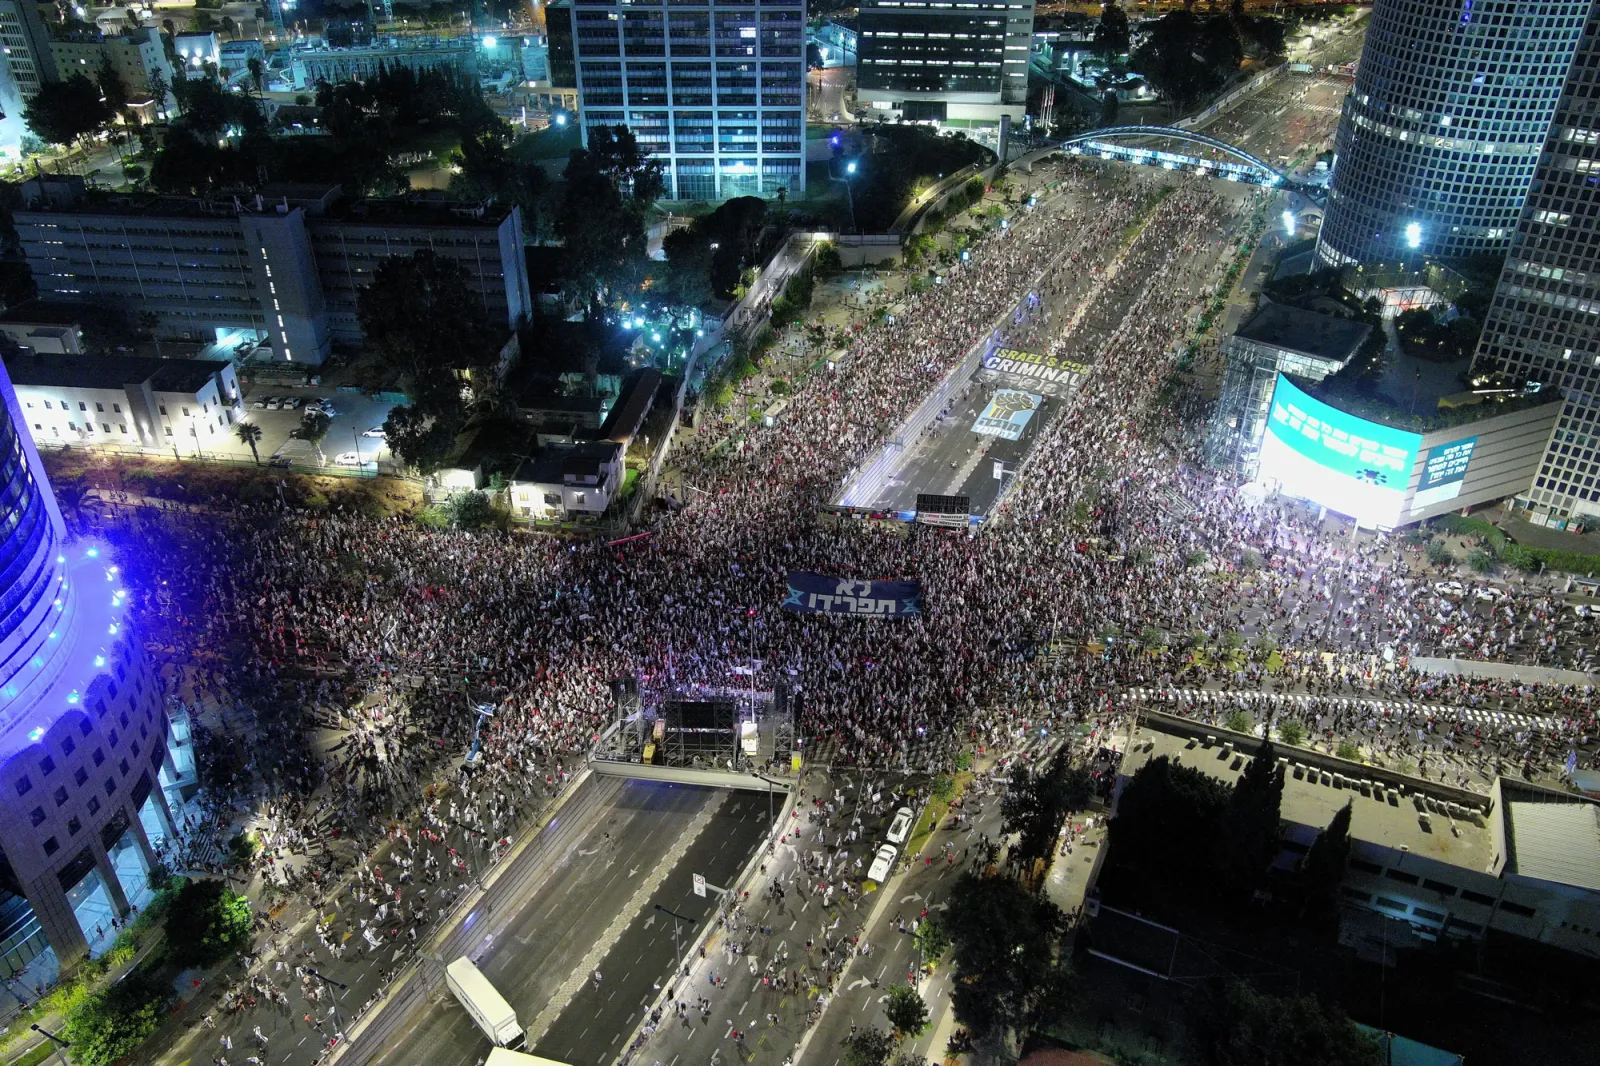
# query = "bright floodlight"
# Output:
<box><xmin>1405</xmin><ymin>222</ymin><xmax>1422</xmax><ymax>249</ymax></box>
<box><xmin>555</xmin><ymin>113</ymin><xmax>567</xmax><ymax>126</ymax></box>
<box><xmin>1282</xmin><ymin>210</ymin><xmax>1295</xmax><ymax>235</ymax></box>
<box><xmin>846</xmin><ymin>161</ymin><xmax>857</xmax><ymax>174</ymax></box>
<box><xmin>482</xmin><ymin>35</ymin><xmax>497</xmax><ymax>46</ymax></box>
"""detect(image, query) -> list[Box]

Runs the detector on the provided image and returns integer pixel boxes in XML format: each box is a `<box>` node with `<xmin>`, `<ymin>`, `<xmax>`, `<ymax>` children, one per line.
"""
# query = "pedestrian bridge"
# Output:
<box><xmin>1051</xmin><ymin>125</ymin><xmax>1293</xmax><ymax>191</ymax></box>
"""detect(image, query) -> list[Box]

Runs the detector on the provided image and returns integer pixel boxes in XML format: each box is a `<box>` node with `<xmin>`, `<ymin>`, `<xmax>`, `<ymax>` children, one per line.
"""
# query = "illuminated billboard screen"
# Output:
<box><xmin>1257</xmin><ymin>375</ymin><xmax>1420</xmax><ymax>527</ymax></box>
<box><xmin>1410</xmin><ymin>436</ymin><xmax>1477</xmax><ymax>514</ymax></box>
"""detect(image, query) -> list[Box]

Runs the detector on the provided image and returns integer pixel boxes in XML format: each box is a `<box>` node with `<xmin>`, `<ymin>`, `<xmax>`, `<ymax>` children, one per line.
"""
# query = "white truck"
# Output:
<box><xmin>445</xmin><ymin>957</ymin><xmax>526</xmax><ymax>1049</ymax></box>
<box><xmin>486</xmin><ymin>1052</ymin><xmax>572</xmax><ymax>1066</ymax></box>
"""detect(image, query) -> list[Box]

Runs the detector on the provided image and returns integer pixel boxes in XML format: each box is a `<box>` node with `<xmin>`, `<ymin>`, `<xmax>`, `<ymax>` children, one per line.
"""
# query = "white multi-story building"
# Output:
<box><xmin>565</xmin><ymin>0</ymin><xmax>806</xmax><ymax>201</ymax></box>
<box><xmin>50</xmin><ymin>27</ymin><xmax>176</xmax><ymax>115</ymax></box>
<box><xmin>12</xmin><ymin>179</ymin><xmax>533</xmax><ymax>366</ymax></box>
<box><xmin>1471</xmin><ymin>4</ymin><xmax>1600</xmax><ymax>530</ymax></box>
<box><xmin>288</xmin><ymin>36</ymin><xmax>477</xmax><ymax>91</ymax></box>
<box><xmin>0</xmin><ymin>0</ymin><xmax>58</xmax><ymax>158</ymax></box>
<box><xmin>1316</xmin><ymin>0</ymin><xmax>1592</xmax><ymax>267</ymax></box>
<box><xmin>173</xmin><ymin>31</ymin><xmax>221</xmax><ymax>77</ymax></box>
<box><xmin>855</xmin><ymin>0</ymin><xmax>1034</xmax><ymax>126</ymax></box>
<box><xmin>3</xmin><ymin>351</ymin><xmax>242</xmax><ymax>456</ymax></box>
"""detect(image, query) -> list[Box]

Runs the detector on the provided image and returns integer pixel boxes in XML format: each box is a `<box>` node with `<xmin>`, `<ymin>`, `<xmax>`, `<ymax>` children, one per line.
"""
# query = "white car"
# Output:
<box><xmin>1473</xmin><ymin>587</ymin><xmax>1506</xmax><ymax>602</ymax></box>
<box><xmin>308</xmin><ymin>401</ymin><xmax>339</xmax><ymax>417</ymax></box>
<box><xmin>333</xmin><ymin>451</ymin><xmax>364</xmax><ymax>466</ymax></box>
<box><xmin>886</xmin><ymin>806</ymin><xmax>914</xmax><ymax>845</ymax></box>
<box><xmin>1434</xmin><ymin>581</ymin><xmax>1465</xmax><ymax>596</ymax></box>
<box><xmin>362</xmin><ymin>425</ymin><xmax>387</xmax><ymax>438</ymax></box>
<box><xmin>1576</xmin><ymin>604</ymin><xmax>1596</xmax><ymax>619</ymax></box>
<box><xmin>867</xmin><ymin>845</ymin><xmax>897</xmax><ymax>883</ymax></box>
<box><xmin>250</xmin><ymin>396</ymin><xmax>269</xmax><ymax>409</ymax></box>
<box><xmin>263</xmin><ymin>396</ymin><xmax>284</xmax><ymax>410</ymax></box>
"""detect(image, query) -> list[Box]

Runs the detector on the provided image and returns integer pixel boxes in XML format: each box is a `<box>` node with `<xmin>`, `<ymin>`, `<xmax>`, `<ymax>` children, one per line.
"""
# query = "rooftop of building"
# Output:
<box><xmin>3</xmin><ymin>351</ymin><xmax>230</xmax><ymax>394</ymax></box>
<box><xmin>1234</xmin><ymin>301</ymin><xmax>1373</xmax><ymax>365</ymax></box>
<box><xmin>14</xmin><ymin>177</ymin><xmax>515</xmax><ymax>228</ymax></box>
<box><xmin>1126</xmin><ymin>725</ymin><xmax>1494</xmax><ymax>873</ymax></box>
<box><xmin>512</xmin><ymin>439</ymin><xmax>623</xmax><ymax>485</ymax></box>
<box><xmin>1498</xmin><ymin>780</ymin><xmax>1600</xmax><ymax>893</ymax></box>
<box><xmin>598</xmin><ymin>369</ymin><xmax>663</xmax><ymax>445</ymax></box>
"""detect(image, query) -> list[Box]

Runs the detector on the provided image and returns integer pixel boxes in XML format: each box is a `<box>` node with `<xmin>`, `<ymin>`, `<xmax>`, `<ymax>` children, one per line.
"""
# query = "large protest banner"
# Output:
<box><xmin>783</xmin><ymin>573</ymin><xmax>923</xmax><ymax>618</ymax></box>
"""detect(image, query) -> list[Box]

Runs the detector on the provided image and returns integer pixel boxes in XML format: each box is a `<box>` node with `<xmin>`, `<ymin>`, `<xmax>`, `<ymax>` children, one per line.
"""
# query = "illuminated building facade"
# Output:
<box><xmin>1315</xmin><ymin>0</ymin><xmax>1590</xmax><ymax>267</ymax></box>
<box><xmin>1472</xmin><ymin>5</ymin><xmax>1600</xmax><ymax>528</ymax></box>
<box><xmin>564</xmin><ymin>0</ymin><xmax>807</xmax><ymax>201</ymax></box>
<box><xmin>0</xmin><ymin>359</ymin><xmax>192</xmax><ymax>978</ymax></box>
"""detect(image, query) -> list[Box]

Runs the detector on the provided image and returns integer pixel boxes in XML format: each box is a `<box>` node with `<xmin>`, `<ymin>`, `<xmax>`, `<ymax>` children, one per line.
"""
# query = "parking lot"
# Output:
<box><xmin>228</xmin><ymin>384</ymin><xmax>400</xmax><ymax>472</ymax></box>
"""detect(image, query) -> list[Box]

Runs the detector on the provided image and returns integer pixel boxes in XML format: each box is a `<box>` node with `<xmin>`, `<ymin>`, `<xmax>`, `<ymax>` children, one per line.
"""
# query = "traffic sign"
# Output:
<box><xmin>693</xmin><ymin>874</ymin><xmax>706</xmax><ymax>898</ymax></box>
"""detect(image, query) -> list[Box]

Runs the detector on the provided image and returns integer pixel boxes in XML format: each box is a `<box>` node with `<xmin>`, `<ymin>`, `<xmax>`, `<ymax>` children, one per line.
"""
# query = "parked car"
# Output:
<box><xmin>264</xmin><ymin>396</ymin><xmax>284</xmax><ymax>410</ymax></box>
<box><xmin>285</xmin><ymin>397</ymin><xmax>305</xmax><ymax>410</ymax></box>
<box><xmin>867</xmin><ymin>845</ymin><xmax>897</xmax><ymax>883</ymax></box>
<box><xmin>887</xmin><ymin>806</ymin><xmax>914</xmax><ymax>845</ymax></box>
<box><xmin>362</xmin><ymin>425</ymin><xmax>387</xmax><ymax>438</ymax></box>
<box><xmin>250</xmin><ymin>395</ymin><xmax>269</xmax><ymax>409</ymax></box>
<box><xmin>307</xmin><ymin>401</ymin><xmax>339</xmax><ymax>417</ymax></box>
<box><xmin>333</xmin><ymin>451</ymin><xmax>364</xmax><ymax>466</ymax></box>
<box><xmin>268</xmin><ymin>456</ymin><xmax>291</xmax><ymax>468</ymax></box>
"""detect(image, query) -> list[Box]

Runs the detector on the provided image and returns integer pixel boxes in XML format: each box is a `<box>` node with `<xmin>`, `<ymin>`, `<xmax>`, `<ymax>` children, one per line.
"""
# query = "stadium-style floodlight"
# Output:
<box><xmin>1405</xmin><ymin>222</ymin><xmax>1422</xmax><ymax>249</ymax></box>
<box><xmin>846</xmin><ymin>161</ymin><xmax>857</xmax><ymax>175</ymax></box>
<box><xmin>481</xmin><ymin>35</ymin><xmax>497</xmax><ymax>46</ymax></box>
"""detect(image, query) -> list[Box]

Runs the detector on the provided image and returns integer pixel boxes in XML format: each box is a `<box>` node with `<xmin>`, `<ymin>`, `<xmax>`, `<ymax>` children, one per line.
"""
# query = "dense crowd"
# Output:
<box><xmin>88</xmin><ymin>156</ymin><xmax>1600</xmax><ymax>1063</ymax></box>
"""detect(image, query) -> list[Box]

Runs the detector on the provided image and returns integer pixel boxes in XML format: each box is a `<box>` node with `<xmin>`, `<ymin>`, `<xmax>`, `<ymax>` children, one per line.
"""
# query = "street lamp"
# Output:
<box><xmin>839</xmin><ymin>160</ymin><xmax>859</xmax><ymax>235</ymax></box>
<box><xmin>654</xmin><ymin>904</ymin><xmax>695</xmax><ymax>977</ymax></box>
<box><xmin>305</xmin><ymin>969</ymin><xmax>348</xmax><ymax>1038</ymax></box>
<box><xmin>30</xmin><ymin>1025</ymin><xmax>69</xmax><ymax>1066</ymax></box>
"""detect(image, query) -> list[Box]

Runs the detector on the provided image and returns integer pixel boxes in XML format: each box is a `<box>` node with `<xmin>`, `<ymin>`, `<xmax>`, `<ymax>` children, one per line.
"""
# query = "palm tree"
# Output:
<box><xmin>236</xmin><ymin>422</ymin><xmax>263</xmax><ymax>464</ymax></box>
<box><xmin>52</xmin><ymin>478</ymin><xmax>90</xmax><ymax>530</ymax></box>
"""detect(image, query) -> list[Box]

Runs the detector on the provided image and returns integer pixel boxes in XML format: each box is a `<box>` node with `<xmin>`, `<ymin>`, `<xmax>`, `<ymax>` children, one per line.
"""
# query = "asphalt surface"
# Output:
<box><xmin>536</xmin><ymin>789</ymin><xmax>774</xmax><ymax>1066</ymax></box>
<box><xmin>360</xmin><ymin>779</ymin><xmax>766</xmax><ymax>1066</ymax></box>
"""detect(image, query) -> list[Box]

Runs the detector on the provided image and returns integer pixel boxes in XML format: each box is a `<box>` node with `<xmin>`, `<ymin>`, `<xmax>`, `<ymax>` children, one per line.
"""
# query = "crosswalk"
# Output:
<box><xmin>1122</xmin><ymin>686</ymin><xmax>1557</xmax><ymax>733</ymax></box>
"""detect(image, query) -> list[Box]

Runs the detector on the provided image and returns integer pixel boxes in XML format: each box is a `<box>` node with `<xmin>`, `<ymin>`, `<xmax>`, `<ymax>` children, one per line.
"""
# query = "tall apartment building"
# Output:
<box><xmin>0</xmin><ymin>356</ymin><xmax>191</xmax><ymax>979</ymax></box>
<box><xmin>50</xmin><ymin>27</ymin><xmax>176</xmax><ymax>115</ymax></box>
<box><xmin>0</xmin><ymin>0</ymin><xmax>58</xmax><ymax>102</ymax></box>
<box><xmin>564</xmin><ymin>0</ymin><xmax>806</xmax><ymax>202</ymax></box>
<box><xmin>855</xmin><ymin>0</ymin><xmax>1033</xmax><ymax>125</ymax></box>
<box><xmin>1470</xmin><ymin>2</ymin><xmax>1600</xmax><ymax>528</ymax></box>
<box><xmin>1316</xmin><ymin>0</ymin><xmax>1591</xmax><ymax>267</ymax></box>
<box><xmin>12</xmin><ymin>179</ymin><xmax>533</xmax><ymax>366</ymax></box>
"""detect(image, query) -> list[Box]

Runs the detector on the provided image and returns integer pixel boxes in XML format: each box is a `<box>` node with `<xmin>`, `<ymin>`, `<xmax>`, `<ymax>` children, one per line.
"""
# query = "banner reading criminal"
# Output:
<box><xmin>783</xmin><ymin>573</ymin><xmax>924</xmax><ymax>618</ymax></box>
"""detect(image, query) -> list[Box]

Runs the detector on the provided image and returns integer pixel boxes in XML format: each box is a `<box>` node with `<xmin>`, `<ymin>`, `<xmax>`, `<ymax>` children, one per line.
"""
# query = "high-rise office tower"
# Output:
<box><xmin>1471</xmin><ymin>2</ymin><xmax>1600</xmax><ymax>527</ymax></box>
<box><xmin>1316</xmin><ymin>0</ymin><xmax>1591</xmax><ymax>267</ymax></box>
<box><xmin>855</xmin><ymin>0</ymin><xmax>1033</xmax><ymax>125</ymax></box>
<box><xmin>0</xmin><ymin>358</ymin><xmax>193</xmax><ymax>979</ymax></box>
<box><xmin>565</xmin><ymin>0</ymin><xmax>806</xmax><ymax>202</ymax></box>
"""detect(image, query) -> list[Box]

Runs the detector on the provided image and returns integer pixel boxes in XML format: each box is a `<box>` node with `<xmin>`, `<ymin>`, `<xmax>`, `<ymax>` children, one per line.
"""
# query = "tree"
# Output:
<box><xmin>1001</xmin><ymin>747</ymin><xmax>1093</xmax><ymax>871</ymax></box>
<box><xmin>221</xmin><ymin>14</ymin><xmax>237</xmax><ymax>37</ymax></box>
<box><xmin>247</xmin><ymin>56</ymin><xmax>265</xmax><ymax>95</ymax></box>
<box><xmin>1302</xmin><ymin>801</ymin><xmax>1352</xmax><ymax>921</ymax></box>
<box><xmin>299</xmin><ymin>409</ymin><xmax>332</xmax><ymax>445</ymax></box>
<box><xmin>1094</xmin><ymin>0</ymin><xmax>1131</xmax><ymax>59</ymax></box>
<box><xmin>884</xmin><ymin>984</ymin><xmax>930</xmax><ymax>1038</ymax></box>
<box><xmin>556</xmin><ymin>125</ymin><xmax>664</xmax><ymax>307</ymax></box>
<box><xmin>914</xmin><ymin>917</ymin><xmax>952</xmax><ymax>964</ymax></box>
<box><xmin>358</xmin><ymin>249</ymin><xmax>495</xmax><ymax>413</ymax></box>
<box><xmin>382</xmin><ymin>403</ymin><xmax>460</xmax><ymax>475</ymax></box>
<box><xmin>61</xmin><ymin>979</ymin><xmax>165</xmax><ymax>1066</ymax></box>
<box><xmin>23</xmin><ymin>75</ymin><xmax>112</xmax><ymax>147</ymax></box>
<box><xmin>97</xmin><ymin>53</ymin><xmax>129</xmax><ymax>116</ymax></box>
<box><xmin>447</xmin><ymin>489</ymin><xmax>494</xmax><ymax>529</ymax></box>
<box><xmin>147</xmin><ymin>69</ymin><xmax>171</xmax><ymax>120</ymax></box>
<box><xmin>1188</xmin><ymin>981</ymin><xmax>1384</xmax><ymax>1066</ymax></box>
<box><xmin>1133</xmin><ymin>13</ymin><xmax>1238</xmax><ymax>110</ymax></box>
<box><xmin>1218</xmin><ymin>740</ymin><xmax>1284</xmax><ymax>900</ymax></box>
<box><xmin>842</xmin><ymin>1025</ymin><xmax>896</xmax><ymax>1066</ymax></box>
<box><xmin>164</xmin><ymin>878</ymin><xmax>253</xmax><ymax>967</ymax></box>
<box><xmin>946</xmin><ymin>872</ymin><xmax>1072</xmax><ymax>1045</ymax></box>
<box><xmin>236</xmin><ymin>421</ymin><xmax>264</xmax><ymax>464</ymax></box>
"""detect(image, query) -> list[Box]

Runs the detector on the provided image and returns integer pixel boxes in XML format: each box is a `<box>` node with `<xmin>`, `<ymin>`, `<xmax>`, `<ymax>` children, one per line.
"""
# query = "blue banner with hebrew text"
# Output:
<box><xmin>783</xmin><ymin>573</ymin><xmax>923</xmax><ymax>618</ymax></box>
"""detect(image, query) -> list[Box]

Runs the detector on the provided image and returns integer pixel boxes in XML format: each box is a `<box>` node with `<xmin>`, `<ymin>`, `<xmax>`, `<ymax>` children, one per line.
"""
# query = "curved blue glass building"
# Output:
<box><xmin>1316</xmin><ymin>0</ymin><xmax>1592</xmax><ymax>267</ymax></box>
<box><xmin>0</xmin><ymin>359</ymin><xmax>187</xmax><ymax>979</ymax></box>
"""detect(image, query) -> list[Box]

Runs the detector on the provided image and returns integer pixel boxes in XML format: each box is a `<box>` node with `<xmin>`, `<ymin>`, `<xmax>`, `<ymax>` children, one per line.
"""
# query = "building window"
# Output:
<box><xmin>14</xmin><ymin>775</ymin><xmax>31</xmax><ymax>796</ymax></box>
<box><xmin>1460</xmin><ymin>889</ymin><xmax>1496</xmax><ymax>906</ymax></box>
<box><xmin>95</xmin><ymin>402</ymin><xmax>104</xmax><ymax>412</ymax></box>
<box><xmin>66</xmin><ymin>816</ymin><xmax>80</xmax><ymax>836</ymax></box>
<box><xmin>28</xmin><ymin>806</ymin><xmax>44</xmax><ymax>827</ymax></box>
<box><xmin>39</xmin><ymin>755</ymin><xmax>55</xmax><ymax>776</ymax></box>
<box><xmin>77</xmin><ymin>401</ymin><xmax>86</xmax><ymax>411</ymax></box>
<box><xmin>92</xmin><ymin>747</ymin><xmax>103</xmax><ymax>766</ymax></box>
<box><xmin>73</xmin><ymin>766</ymin><xmax>87</xmax><ymax>786</ymax></box>
<box><xmin>42</xmin><ymin>837</ymin><xmax>58</xmax><ymax>856</ymax></box>
<box><xmin>52</xmin><ymin>785</ymin><xmax>68</xmax><ymax>806</ymax></box>
<box><xmin>159</xmin><ymin>405</ymin><xmax>167</xmax><ymax>416</ymax></box>
<box><xmin>61</xmin><ymin>736</ymin><xmax>74</xmax><ymax>756</ymax></box>
<box><xmin>102</xmin><ymin>423</ymin><xmax>110</xmax><ymax>433</ymax></box>
<box><xmin>1501</xmin><ymin>900</ymin><xmax>1537</xmax><ymax>918</ymax></box>
<box><xmin>103</xmin><ymin>778</ymin><xmax>115</xmax><ymax>796</ymax></box>
<box><xmin>113</xmin><ymin>404</ymin><xmax>121</xmax><ymax>413</ymax></box>
<box><xmin>87</xmin><ymin>796</ymin><xmax>100</xmax><ymax>816</ymax></box>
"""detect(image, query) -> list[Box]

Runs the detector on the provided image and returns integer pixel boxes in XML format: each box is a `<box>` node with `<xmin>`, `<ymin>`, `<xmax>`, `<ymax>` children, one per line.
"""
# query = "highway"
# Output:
<box><xmin>349</xmin><ymin>778</ymin><xmax>770</xmax><ymax>1066</ymax></box>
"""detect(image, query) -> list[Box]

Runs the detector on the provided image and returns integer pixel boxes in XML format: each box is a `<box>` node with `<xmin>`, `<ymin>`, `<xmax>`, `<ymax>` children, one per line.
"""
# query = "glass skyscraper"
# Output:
<box><xmin>1316</xmin><ymin>0</ymin><xmax>1592</xmax><ymax>267</ymax></box>
<box><xmin>1472</xmin><ymin>2</ymin><xmax>1600</xmax><ymax>526</ymax></box>
<box><xmin>0</xmin><ymin>359</ymin><xmax>190</xmax><ymax>980</ymax></box>
<box><xmin>565</xmin><ymin>0</ymin><xmax>806</xmax><ymax>202</ymax></box>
